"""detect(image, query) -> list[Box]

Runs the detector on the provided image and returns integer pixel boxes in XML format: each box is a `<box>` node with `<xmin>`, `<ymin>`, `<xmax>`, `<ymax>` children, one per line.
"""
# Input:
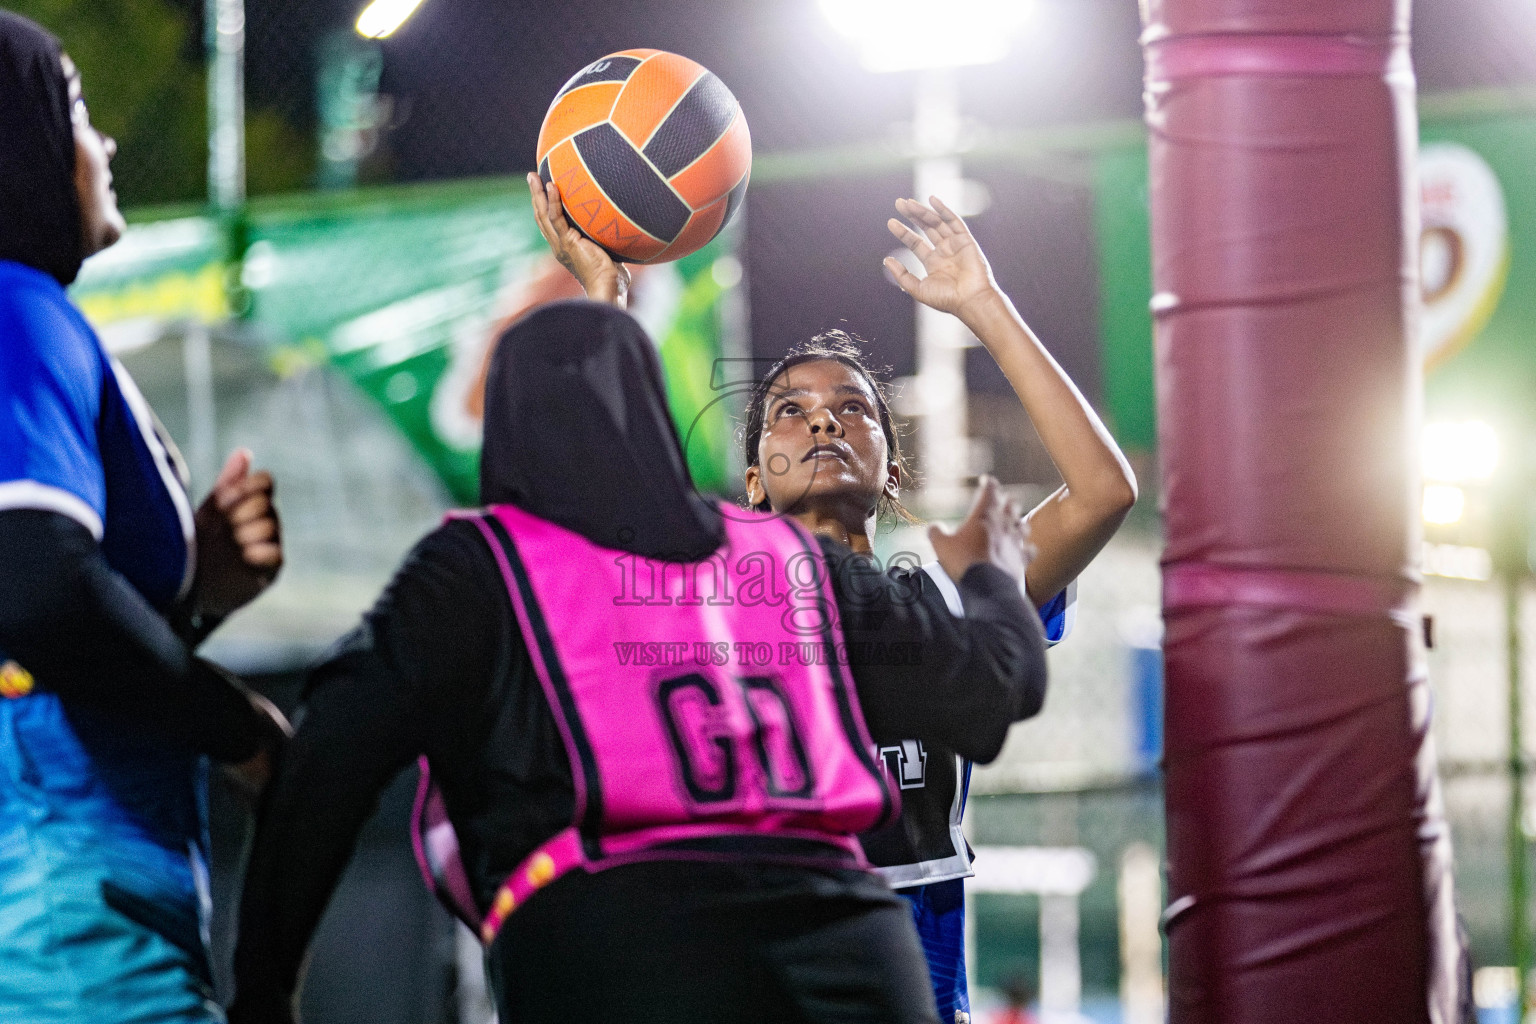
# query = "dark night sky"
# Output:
<box><xmin>226</xmin><ymin>0</ymin><xmax>1536</xmax><ymax>446</ymax></box>
<box><xmin>236</xmin><ymin>0</ymin><xmax>1536</xmax><ymax>176</ymax></box>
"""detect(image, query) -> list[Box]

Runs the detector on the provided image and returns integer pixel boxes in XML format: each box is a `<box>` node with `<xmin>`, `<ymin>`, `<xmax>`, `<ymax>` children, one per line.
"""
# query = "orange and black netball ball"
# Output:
<box><xmin>535</xmin><ymin>49</ymin><xmax>751</xmax><ymax>264</ymax></box>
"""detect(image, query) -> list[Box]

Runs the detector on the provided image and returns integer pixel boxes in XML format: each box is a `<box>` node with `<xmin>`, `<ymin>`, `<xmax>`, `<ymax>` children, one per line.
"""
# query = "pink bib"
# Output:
<box><xmin>413</xmin><ymin>503</ymin><xmax>896</xmax><ymax>943</ymax></box>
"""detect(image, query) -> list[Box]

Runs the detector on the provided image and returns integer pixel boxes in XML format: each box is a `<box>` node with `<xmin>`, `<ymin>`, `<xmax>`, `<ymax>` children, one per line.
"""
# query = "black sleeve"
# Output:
<box><xmin>0</xmin><ymin>509</ymin><xmax>268</xmax><ymax>761</ymax></box>
<box><xmin>820</xmin><ymin>537</ymin><xmax>1048</xmax><ymax>764</ymax></box>
<box><xmin>232</xmin><ymin>519</ymin><xmax>507</xmax><ymax>1010</ymax></box>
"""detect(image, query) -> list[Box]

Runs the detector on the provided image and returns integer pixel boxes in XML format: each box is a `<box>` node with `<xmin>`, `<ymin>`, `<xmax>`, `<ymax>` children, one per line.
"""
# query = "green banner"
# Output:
<box><xmin>1094</xmin><ymin>111</ymin><xmax>1536</xmax><ymax>450</ymax></box>
<box><xmin>72</xmin><ymin>215</ymin><xmax>227</xmax><ymax>328</ymax></box>
<box><xmin>71</xmin><ymin>177</ymin><xmax>742</xmax><ymax>503</ymax></box>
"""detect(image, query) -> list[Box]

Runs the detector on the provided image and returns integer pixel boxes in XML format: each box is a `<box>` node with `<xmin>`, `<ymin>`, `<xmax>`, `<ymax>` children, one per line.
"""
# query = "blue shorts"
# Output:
<box><xmin>0</xmin><ymin>697</ymin><xmax>221</xmax><ymax>1024</ymax></box>
<box><xmin>898</xmin><ymin>877</ymin><xmax>968</xmax><ymax>1023</ymax></box>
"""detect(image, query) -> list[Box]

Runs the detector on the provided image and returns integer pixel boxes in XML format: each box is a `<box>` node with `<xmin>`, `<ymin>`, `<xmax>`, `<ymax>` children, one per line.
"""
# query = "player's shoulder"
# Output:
<box><xmin>0</xmin><ymin>260</ymin><xmax>79</xmax><ymax>323</ymax></box>
<box><xmin>410</xmin><ymin>514</ymin><xmax>502</xmax><ymax>575</ymax></box>
<box><xmin>359</xmin><ymin>515</ymin><xmax>514</xmax><ymax>654</ymax></box>
<box><xmin>0</xmin><ymin>262</ymin><xmax>99</xmax><ymax>371</ymax></box>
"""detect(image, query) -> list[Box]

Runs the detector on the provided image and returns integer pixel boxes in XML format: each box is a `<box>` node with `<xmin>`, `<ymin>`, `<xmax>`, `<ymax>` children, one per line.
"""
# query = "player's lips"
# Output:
<box><xmin>802</xmin><ymin>443</ymin><xmax>849</xmax><ymax>463</ymax></box>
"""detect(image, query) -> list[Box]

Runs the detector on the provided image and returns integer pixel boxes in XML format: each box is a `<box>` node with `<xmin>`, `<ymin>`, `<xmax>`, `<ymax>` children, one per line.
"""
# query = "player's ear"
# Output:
<box><xmin>744</xmin><ymin>464</ymin><xmax>764</xmax><ymax>507</ymax></box>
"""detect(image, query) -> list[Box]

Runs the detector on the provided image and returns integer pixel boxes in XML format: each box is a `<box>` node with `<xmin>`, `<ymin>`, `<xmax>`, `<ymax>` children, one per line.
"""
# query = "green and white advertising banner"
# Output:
<box><xmin>71</xmin><ymin>177</ymin><xmax>742</xmax><ymax>504</ymax></box>
<box><xmin>1094</xmin><ymin>110</ymin><xmax>1536</xmax><ymax>452</ymax></box>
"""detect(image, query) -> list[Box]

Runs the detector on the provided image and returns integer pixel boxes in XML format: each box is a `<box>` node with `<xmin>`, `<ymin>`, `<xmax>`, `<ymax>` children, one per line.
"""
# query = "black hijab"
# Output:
<box><xmin>480</xmin><ymin>301</ymin><xmax>724</xmax><ymax>561</ymax></box>
<box><xmin>0</xmin><ymin>11</ymin><xmax>83</xmax><ymax>286</ymax></box>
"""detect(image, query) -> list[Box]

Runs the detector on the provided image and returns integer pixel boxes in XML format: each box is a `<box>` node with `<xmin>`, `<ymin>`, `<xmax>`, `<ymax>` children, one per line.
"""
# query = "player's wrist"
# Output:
<box><xmin>583</xmin><ymin>268</ymin><xmax>629</xmax><ymax>308</ymax></box>
<box><xmin>584</xmin><ymin>282</ymin><xmax>624</xmax><ymax>307</ymax></box>
<box><xmin>955</xmin><ymin>287</ymin><xmax>1013</xmax><ymax>331</ymax></box>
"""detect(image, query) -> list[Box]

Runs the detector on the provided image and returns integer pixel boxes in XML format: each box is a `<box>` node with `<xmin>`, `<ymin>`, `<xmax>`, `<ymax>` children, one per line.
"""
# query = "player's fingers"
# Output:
<box><xmin>959</xmin><ymin>475</ymin><xmax>999</xmax><ymax>531</ymax></box>
<box><xmin>528</xmin><ymin>181</ymin><xmax>552</xmax><ymax>225</ymax></box>
<box><xmin>234</xmin><ymin>515</ymin><xmax>277</xmax><ymax>546</ymax></box>
<box><xmin>886</xmin><ymin>217</ymin><xmax>934</xmax><ymax>260</ymax></box>
<box><xmin>897</xmin><ymin>198</ymin><xmax>948</xmax><ymax>245</ymax></box>
<box><xmin>212</xmin><ymin>449</ymin><xmax>250</xmax><ymax>494</ymax></box>
<box><xmin>225</xmin><ymin>490</ymin><xmax>274</xmax><ymax>528</ymax></box>
<box><xmin>529</xmin><ymin>178</ymin><xmax>561</xmax><ymax>248</ymax></box>
<box><xmin>528</xmin><ymin>173</ymin><xmax>550</xmax><ymax>220</ymax></box>
<box><xmin>560</xmin><ymin>221</ymin><xmax>592</xmax><ymax>254</ymax></box>
<box><xmin>539</xmin><ymin>181</ymin><xmax>567</xmax><ymax>233</ymax></box>
<box><xmin>544</xmin><ymin>180</ymin><xmax>574</xmax><ymax>232</ymax></box>
<box><xmin>930</xmin><ymin>195</ymin><xmax>970</xmax><ymax>236</ymax></box>
<box><xmin>882</xmin><ymin>256</ymin><xmax>923</xmax><ymax>295</ymax></box>
<box><xmin>896</xmin><ymin>196</ymin><xmax>943</xmax><ymax>227</ymax></box>
<box><xmin>217</xmin><ymin>471</ymin><xmax>274</xmax><ymax>514</ymax></box>
<box><xmin>240</xmin><ymin>541</ymin><xmax>283</xmax><ymax>570</ymax></box>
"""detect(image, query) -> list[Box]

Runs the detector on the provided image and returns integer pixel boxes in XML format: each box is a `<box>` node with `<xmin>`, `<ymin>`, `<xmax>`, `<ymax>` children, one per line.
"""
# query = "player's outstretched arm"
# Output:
<box><xmin>884</xmin><ymin>195</ymin><xmax>1137</xmax><ymax>606</ymax></box>
<box><xmin>528</xmin><ymin>171</ymin><xmax>630</xmax><ymax>308</ymax></box>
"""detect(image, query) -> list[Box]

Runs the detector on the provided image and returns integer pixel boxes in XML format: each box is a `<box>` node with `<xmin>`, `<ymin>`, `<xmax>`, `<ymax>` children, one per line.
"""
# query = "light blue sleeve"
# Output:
<box><xmin>0</xmin><ymin>281</ymin><xmax>106</xmax><ymax>537</ymax></box>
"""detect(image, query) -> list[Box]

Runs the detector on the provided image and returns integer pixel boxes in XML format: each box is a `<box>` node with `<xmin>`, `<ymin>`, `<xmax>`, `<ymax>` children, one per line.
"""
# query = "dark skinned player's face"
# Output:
<box><xmin>745</xmin><ymin>359</ymin><xmax>899</xmax><ymax>520</ymax></box>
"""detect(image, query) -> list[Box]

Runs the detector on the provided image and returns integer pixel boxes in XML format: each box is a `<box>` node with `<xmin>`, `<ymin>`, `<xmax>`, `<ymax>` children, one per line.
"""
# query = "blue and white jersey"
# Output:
<box><xmin>0</xmin><ymin>259</ymin><xmax>195</xmax><ymax>606</ymax></box>
<box><xmin>0</xmin><ymin>258</ymin><xmax>203</xmax><ymax>857</ymax></box>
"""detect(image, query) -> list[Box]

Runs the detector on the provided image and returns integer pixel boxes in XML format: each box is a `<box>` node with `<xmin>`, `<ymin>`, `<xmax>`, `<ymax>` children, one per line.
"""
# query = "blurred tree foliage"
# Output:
<box><xmin>7</xmin><ymin>0</ymin><xmax>314</xmax><ymax>208</ymax></box>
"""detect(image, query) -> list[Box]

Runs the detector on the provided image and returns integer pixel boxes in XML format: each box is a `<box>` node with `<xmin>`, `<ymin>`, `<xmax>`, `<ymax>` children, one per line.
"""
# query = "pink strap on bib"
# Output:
<box><xmin>479</xmin><ymin>827</ymin><xmax>588</xmax><ymax>943</ymax></box>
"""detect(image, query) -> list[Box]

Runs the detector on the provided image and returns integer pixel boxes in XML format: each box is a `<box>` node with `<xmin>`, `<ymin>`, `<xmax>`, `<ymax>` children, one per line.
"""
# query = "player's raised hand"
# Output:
<box><xmin>928</xmin><ymin>476</ymin><xmax>1033</xmax><ymax>585</ymax></box>
<box><xmin>883</xmin><ymin>195</ymin><xmax>1000</xmax><ymax>320</ymax></box>
<box><xmin>192</xmin><ymin>448</ymin><xmax>282</xmax><ymax>619</ymax></box>
<box><xmin>528</xmin><ymin>171</ymin><xmax>630</xmax><ymax>307</ymax></box>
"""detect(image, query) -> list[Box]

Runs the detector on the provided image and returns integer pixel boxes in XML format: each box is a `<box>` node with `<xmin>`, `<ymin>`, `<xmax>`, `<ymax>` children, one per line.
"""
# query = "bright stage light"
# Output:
<box><xmin>356</xmin><ymin>0</ymin><xmax>427</xmax><ymax>39</ymax></box>
<box><xmin>1422</xmin><ymin>484</ymin><xmax>1466</xmax><ymax>525</ymax></box>
<box><xmin>818</xmin><ymin>0</ymin><xmax>1033</xmax><ymax>72</ymax></box>
<box><xmin>1423</xmin><ymin>420</ymin><xmax>1499</xmax><ymax>483</ymax></box>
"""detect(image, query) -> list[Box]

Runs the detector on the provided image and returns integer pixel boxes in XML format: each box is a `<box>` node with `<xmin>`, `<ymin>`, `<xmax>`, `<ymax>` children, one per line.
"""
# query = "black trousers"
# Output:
<box><xmin>489</xmin><ymin>860</ymin><xmax>942</xmax><ymax>1024</ymax></box>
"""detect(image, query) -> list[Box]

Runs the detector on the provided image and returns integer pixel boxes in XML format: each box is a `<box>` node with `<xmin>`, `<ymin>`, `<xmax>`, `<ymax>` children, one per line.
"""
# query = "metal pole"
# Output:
<box><xmin>1118</xmin><ymin>842</ymin><xmax>1165</xmax><ymax>1024</ymax></box>
<box><xmin>1511</xmin><ymin>567</ymin><xmax>1530</xmax><ymax>1021</ymax></box>
<box><xmin>207</xmin><ymin>0</ymin><xmax>246</xmax><ymax>212</ymax></box>
<box><xmin>911</xmin><ymin>68</ymin><xmax>970</xmax><ymax>518</ymax></box>
<box><xmin>181</xmin><ymin>324</ymin><xmax>218</xmax><ymax>494</ymax></box>
<box><xmin>198</xmin><ymin>0</ymin><xmax>243</xmax><ymax>494</ymax></box>
<box><xmin>1039</xmin><ymin>892</ymin><xmax>1082</xmax><ymax>1023</ymax></box>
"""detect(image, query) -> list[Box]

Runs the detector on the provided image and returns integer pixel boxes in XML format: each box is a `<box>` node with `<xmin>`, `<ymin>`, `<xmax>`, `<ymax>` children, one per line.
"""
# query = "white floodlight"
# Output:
<box><xmin>1423</xmin><ymin>420</ymin><xmax>1499</xmax><ymax>484</ymax></box>
<box><xmin>818</xmin><ymin>0</ymin><xmax>1033</xmax><ymax>73</ymax></box>
<box><xmin>1422</xmin><ymin>542</ymin><xmax>1493</xmax><ymax>581</ymax></box>
<box><xmin>357</xmin><ymin>0</ymin><xmax>427</xmax><ymax>39</ymax></box>
<box><xmin>1422</xmin><ymin>484</ymin><xmax>1466</xmax><ymax>525</ymax></box>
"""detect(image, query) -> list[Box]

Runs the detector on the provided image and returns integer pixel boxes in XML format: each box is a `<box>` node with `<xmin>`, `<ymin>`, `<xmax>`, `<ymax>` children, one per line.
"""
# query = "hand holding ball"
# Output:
<box><xmin>535</xmin><ymin>50</ymin><xmax>751</xmax><ymax>265</ymax></box>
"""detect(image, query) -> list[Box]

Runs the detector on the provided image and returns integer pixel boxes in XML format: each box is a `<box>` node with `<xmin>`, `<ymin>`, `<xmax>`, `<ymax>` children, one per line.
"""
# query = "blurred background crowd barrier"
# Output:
<box><xmin>13</xmin><ymin>0</ymin><xmax>1536</xmax><ymax>1020</ymax></box>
